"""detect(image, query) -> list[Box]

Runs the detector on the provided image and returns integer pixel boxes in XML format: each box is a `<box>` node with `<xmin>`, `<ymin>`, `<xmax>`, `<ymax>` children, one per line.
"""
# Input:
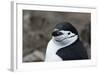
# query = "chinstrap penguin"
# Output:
<box><xmin>45</xmin><ymin>22</ymin><xmax>88</xmax><ymax>62</ymax></box>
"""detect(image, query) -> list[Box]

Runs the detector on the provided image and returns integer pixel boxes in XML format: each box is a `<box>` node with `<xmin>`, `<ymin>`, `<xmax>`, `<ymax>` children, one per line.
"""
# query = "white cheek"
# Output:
<box><xmin>65</xmin><ymin>33</ymin><xmax>75</xmax><ymax>38</ymax></box>
<box><xmin>61</xmin><ymin>31</ymin><xmax>75</xmax><ymax>37</ymax></box>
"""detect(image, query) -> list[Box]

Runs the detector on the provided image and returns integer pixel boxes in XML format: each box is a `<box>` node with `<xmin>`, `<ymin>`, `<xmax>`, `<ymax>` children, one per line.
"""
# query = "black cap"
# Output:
<box><xmin>55</xmin><ymin>22</ymin><xmax>78</xmax><ymax>35</ymax></box>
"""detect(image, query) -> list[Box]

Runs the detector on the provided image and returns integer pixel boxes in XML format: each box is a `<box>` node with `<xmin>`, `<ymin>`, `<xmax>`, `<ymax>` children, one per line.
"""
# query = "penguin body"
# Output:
<box><xmin>45</xmin><ymin>22</ymin><xmax>88</xmax><ymax>61</ymax></box>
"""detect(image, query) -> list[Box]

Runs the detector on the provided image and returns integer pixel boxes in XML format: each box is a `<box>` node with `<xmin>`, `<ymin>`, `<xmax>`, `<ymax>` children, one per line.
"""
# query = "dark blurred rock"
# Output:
<box><xmin>23</xmin><ymin>50</ymin><xmax>45</xmax><ymax>62</ymax></box>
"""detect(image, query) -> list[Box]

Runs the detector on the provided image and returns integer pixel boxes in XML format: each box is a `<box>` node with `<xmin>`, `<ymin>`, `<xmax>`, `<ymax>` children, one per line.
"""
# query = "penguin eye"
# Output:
<box><xmin>68</xmin><ymin>32</ymin><xmax>71</xmax><ymax>35</ymax></box>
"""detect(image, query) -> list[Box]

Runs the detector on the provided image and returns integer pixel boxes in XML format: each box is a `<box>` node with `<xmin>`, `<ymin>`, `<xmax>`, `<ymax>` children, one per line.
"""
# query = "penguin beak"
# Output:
<box><xmin>52</xmin><ymin>31</ymin><xmax>63</xmax><ymax>36</ymax></box>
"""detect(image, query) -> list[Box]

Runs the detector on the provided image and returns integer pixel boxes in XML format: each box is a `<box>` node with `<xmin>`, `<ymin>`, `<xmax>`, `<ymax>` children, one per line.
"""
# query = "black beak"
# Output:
<box><xmin>52</xmin><ymin>30</ymin><xmax>63</xmax><ymax>36</ymax></box>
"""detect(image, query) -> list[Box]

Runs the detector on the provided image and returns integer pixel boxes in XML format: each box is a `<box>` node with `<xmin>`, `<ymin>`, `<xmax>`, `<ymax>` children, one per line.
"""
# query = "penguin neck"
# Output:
<box><xmin>53</xmin><ymin>35</ymin><xmax>79</xmax><ymax>48</ymax></box>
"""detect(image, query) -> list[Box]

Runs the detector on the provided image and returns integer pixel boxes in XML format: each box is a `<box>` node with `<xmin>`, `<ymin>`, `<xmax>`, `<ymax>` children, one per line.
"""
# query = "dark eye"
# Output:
<box><xmin>68</xmin><ymin>32</ymin><xmax>71</xmax><ymax>35</ymax></box>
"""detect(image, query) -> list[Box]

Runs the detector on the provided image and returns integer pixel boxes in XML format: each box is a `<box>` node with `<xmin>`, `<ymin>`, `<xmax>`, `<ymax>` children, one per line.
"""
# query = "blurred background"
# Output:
<box><xmin>23</xmin><ymin>10</ymin><xmax>91</xmax><ymax>62</ymax></box>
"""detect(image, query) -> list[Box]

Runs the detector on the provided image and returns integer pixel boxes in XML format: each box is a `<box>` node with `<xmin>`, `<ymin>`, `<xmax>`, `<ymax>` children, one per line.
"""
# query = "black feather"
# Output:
<box><xmin>56</xmin><ymin>39</ymin><xmax>89</xmax><ymax>60</ymax></box>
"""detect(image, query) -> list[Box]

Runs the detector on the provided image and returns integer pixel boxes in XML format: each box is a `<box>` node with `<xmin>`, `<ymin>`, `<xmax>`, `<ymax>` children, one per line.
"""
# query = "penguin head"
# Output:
<box><xmin>52</xmin><ymin>22</ymin><xmax>79</xmax><ymax>44</ymax></box>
